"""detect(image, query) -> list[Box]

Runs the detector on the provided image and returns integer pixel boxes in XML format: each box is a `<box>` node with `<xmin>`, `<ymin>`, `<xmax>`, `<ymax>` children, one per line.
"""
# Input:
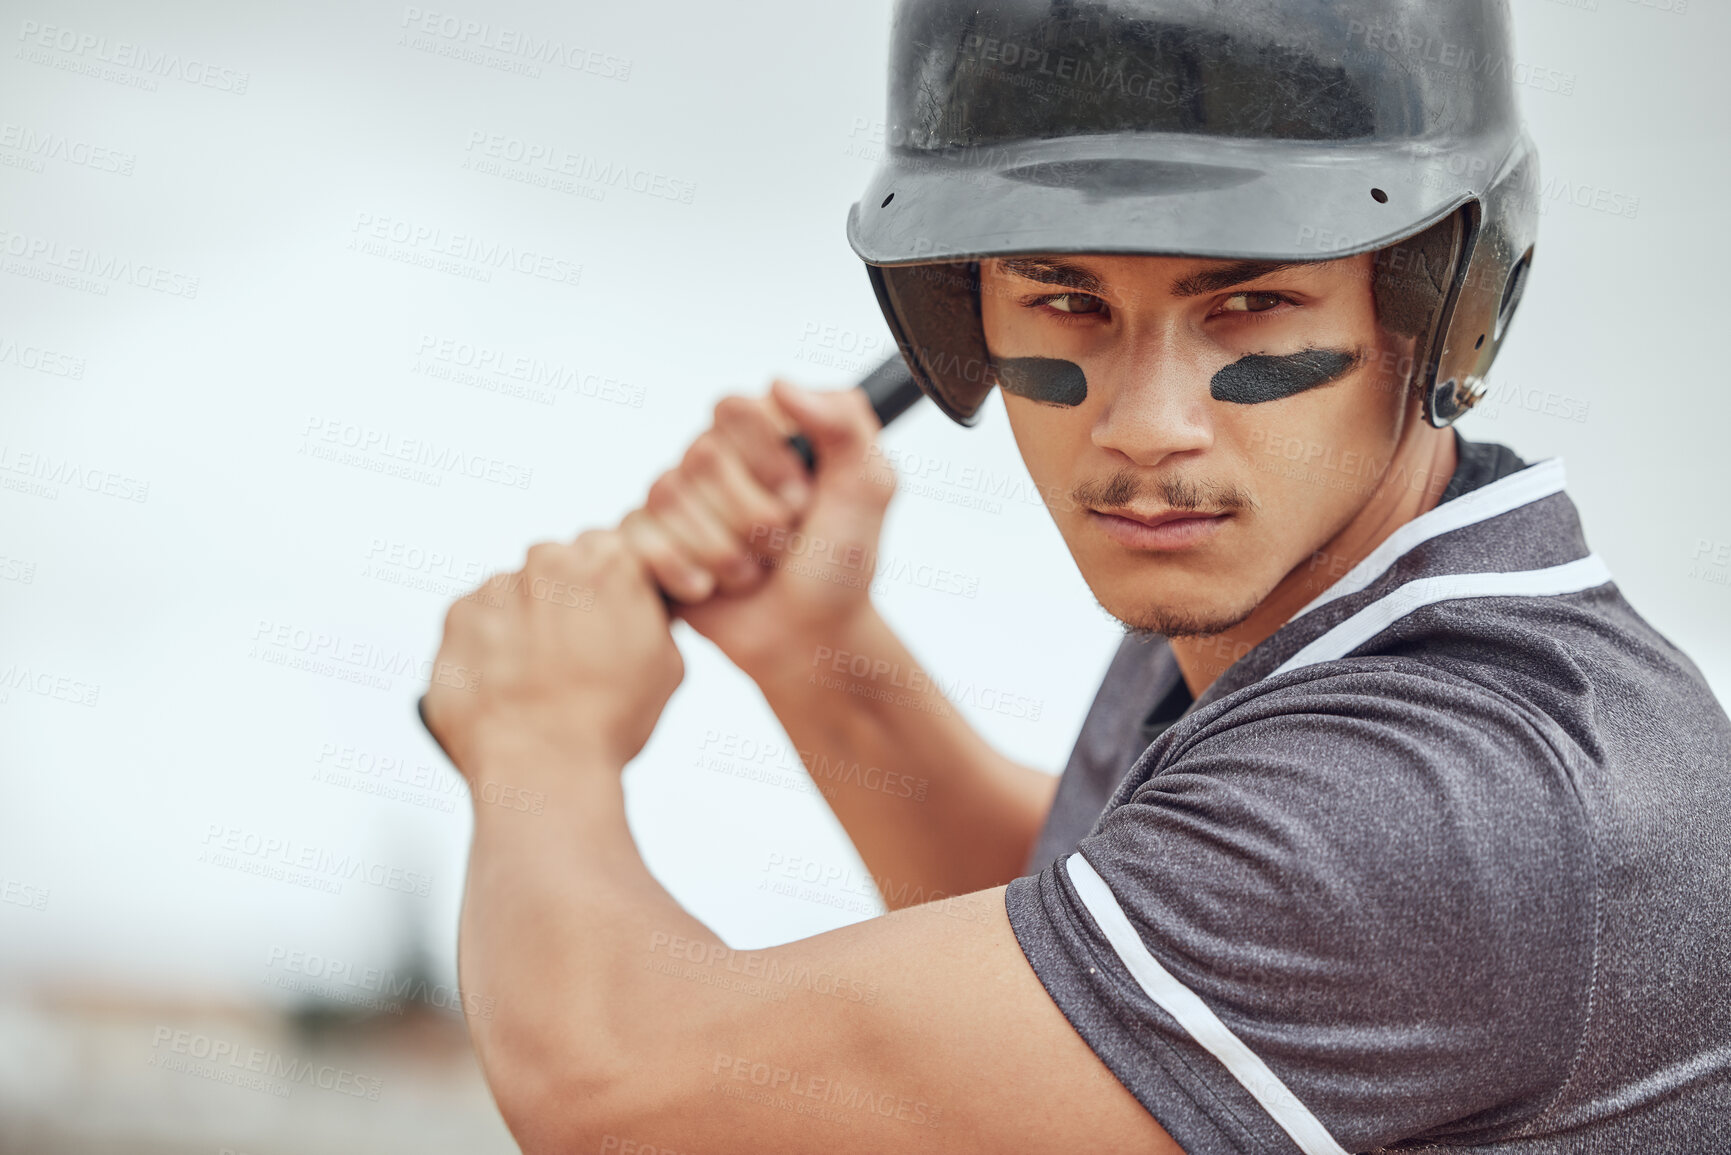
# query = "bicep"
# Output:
<box><xmin>608</xmin><ymin>887</ymin><xmax>1185</xmax><ymax>1155</ymax></box>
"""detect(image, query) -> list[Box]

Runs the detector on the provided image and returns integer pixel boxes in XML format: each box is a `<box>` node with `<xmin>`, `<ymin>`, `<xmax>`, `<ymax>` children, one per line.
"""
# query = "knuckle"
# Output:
<box><xmin>634</xmin><ymin>541</ymin><xmax>672</xmax><ymax>575</ymax></box>
<box><xmin>569</xmin><ymin>530</ymin><xmax>621</xmax><ymax>571</ymax></box>
<box><xmin>621</xmin><ymin>513</ymin><xmax>670</xmax><ymax>561</ymax></box>
<box><xmin>644</xmin><ymin>536</ymin><xmax>695</xmax><ymax>582</ymax></box>
<box><xmin>524</xmin><ymin>540</ymin><xmax>562</xmax><ymax>571</ymax></box>
<box><xmin>588</xmin><ymin>529</ymin><xmax>628</xmax><ymax>560</ymax></box>
<box><xmin>682</xmin><ymin>434</ymin><xmax>724</xmax><ymax>477</ymax></box>
<box><xmin>712</xmin><ymin>394</ymin><xmax>751</xmax><ymax>427</ymax></box>
<box><xmin>644</xmin><ymin>474</ymin><xmax>683</xmax><ymax>515</ymax></box>
<box><xmin>618</xmin><ymin>508</ymin><xmax>653</xmax><ymax>546</ymax></box>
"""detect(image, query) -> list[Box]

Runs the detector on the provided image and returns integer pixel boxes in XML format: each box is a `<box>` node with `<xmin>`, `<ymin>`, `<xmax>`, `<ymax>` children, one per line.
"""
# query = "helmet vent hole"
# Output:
<box><xmin>1475</xmin><ymin>334</ymin><xmax>1485</xmax><ymax>350</ymax></box>
<box><xmin>881</xmin><ymin>192</ymin><xmax>896</xmax><ymax>208</ymax></box>
<box><xmin>1370</xmin><ymin>187</ymin><xmax>1389</xmax><ymax>204</ymax></box>
<box><xmin>1495</xmin><ymin>247</ymin><xmax>1536</xmax><ymax>341</ymax></box>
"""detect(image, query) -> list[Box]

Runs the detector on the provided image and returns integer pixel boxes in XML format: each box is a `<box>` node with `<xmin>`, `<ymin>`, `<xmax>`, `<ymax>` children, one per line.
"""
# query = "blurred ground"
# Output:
<box><xmin>0</xmin><ymin>988</ymin><xmax>519</xmax><ymax>1154</ymax></box>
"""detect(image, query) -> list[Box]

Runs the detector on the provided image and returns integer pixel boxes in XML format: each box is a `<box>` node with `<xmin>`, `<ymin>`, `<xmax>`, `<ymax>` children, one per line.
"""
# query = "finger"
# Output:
<box><xmin>769</xmin><ymin>379</ymin><xmax>879</xmax><ymax>467</ymax></box>
<box><xmin>771</xmin><ymin>379</ymin><xmax>897</xmax><ymax>503</ymax></box>
<box><xmin>517</xmin><ymin>540</ymin><xmax>586</xmax><ymax>616</ymax></box>
<box><xmin>619</xmin><ymin>507</ymin><xmax>715</xmax><ymax>603</ymax></box>
<box><xmin>563</xmin><ymin>528</ymin><xmax>656</xmax><ymax>611</ymax></box>
<box><xmin>711</xmin><ymin>392</ymin><xmax>812</xmax><ymax>511</ymax></box>
<box><xmin>575</xmin><ymin>527</ymin><xmax>667</xmax><ymax>595</ymax></box>
<box><xmin>682</xmin><ymin>433</ymin><xmax>799</xmax><ymax>562</ymax></box>
<box><xmin>649</xmin><ymin>472</ymin><xmax>763</xmax><ymax>594</ymax></box>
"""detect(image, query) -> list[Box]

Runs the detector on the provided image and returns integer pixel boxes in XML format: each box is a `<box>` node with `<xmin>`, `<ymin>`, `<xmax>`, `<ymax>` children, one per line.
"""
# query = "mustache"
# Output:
<box><xmin>1071</xmin><ymin>468</ymin><xmax>1257</xmax><ymax>517</ymax></box>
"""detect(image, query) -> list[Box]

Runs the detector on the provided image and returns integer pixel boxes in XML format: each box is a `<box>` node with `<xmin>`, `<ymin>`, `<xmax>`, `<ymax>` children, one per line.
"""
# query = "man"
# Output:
<box><xmin>422</xmin><ymin>2</ymin><xmax>1731</xmax><ymax>1152</ymax></box>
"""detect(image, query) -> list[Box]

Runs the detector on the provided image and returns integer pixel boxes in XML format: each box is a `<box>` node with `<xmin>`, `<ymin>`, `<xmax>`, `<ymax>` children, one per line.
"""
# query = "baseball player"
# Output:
<box><xmin>422</xmin><ymin>3</ymin><xmax>1731</xmax><ymax>1151</ymax></box>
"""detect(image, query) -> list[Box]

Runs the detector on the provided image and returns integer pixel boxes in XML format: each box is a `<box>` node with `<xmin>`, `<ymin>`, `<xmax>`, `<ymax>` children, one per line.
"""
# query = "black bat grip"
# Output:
<box><xmin>786</xmin><ymin>352</ymin><xmax>923</xmax><ymax>471</ymax></box>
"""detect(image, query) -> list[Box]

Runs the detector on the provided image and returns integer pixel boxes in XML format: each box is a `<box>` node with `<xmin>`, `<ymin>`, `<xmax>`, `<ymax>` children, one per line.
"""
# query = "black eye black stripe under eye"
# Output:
<box><xmin>1210</xmin><ymin>349</ymin><xmax>1361</xmax><ymax>404</ymax></box>
<box><xmin>996</xmin><ymin>357</ymin><xmax>1088</xmax><ymax>406</ymax></box>
<box><xmin>990</xmin><ymin>348</ymin><xmax>1361</xmax><ymax>408</ymax></box>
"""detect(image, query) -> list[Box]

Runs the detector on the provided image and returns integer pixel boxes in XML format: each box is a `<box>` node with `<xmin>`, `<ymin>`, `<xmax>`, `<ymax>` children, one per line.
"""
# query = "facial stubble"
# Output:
<box><xmin>1072</xmin><ymin>467</ymin><xmax>1267</xmax><ymax>641</ymax></box>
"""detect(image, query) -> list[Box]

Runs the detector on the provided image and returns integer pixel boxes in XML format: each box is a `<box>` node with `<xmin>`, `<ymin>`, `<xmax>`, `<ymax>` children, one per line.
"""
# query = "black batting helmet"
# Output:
<box><xmin>847</xmin><ymin>0</ymin><xmax>1540</xmax><ymax>429</ymax></box>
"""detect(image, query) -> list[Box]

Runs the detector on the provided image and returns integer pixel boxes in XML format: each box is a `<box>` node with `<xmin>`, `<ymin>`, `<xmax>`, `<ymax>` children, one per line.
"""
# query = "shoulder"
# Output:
<box><xmin>1007</xmin><ymin>658</ymin><xmax>1601</xmax><ymax>1151</ymax></box>
<box><xmin>1120</xmin><ymin>657</ymin><xmax>1595</xmax><ymax>940</ymax></box>
<box><xmin>1160</xmin><ymin>657</ymin><xmax>1579</xmax><ymax>800</ymax></box>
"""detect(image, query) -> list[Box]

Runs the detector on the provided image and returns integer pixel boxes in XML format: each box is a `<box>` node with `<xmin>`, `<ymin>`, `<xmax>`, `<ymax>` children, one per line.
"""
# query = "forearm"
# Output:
<box><xmin>456</xmin><ymin>734</ymin><xmax>722</xmax><ymax>1148</ymax></box>
<box><xmin>744</xmin><ymin>606</ymin><xmax>1058</xmax><ymax>906</ymax></box>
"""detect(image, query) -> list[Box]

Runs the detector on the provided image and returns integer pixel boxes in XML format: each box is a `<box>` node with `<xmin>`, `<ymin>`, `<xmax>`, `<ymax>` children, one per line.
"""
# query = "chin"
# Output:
<box><xmin>1096</xmin><ymin>589</ymin><xmax>1263</xmax><ymax>641</ymax></box>
<box><xmin>1082</xmin><ymin>559</ymin><xmax>1259</xmax><ymax>635</ymax></box>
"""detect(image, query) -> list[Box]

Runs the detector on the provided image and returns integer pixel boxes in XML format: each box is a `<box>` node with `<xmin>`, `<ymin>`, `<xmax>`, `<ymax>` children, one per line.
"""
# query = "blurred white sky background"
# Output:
<box><xmin>2</xmin><ymin>0</ymin><xmax>1727</xmax><ymax>1024</ymax></box>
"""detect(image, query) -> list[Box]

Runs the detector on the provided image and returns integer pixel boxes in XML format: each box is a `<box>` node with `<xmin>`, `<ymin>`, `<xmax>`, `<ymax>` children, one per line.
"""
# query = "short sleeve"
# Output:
<box><xmin>1004</xmin><ymin>667</ymin><xmax>1596</xmax><ymax>1155</ymax></box>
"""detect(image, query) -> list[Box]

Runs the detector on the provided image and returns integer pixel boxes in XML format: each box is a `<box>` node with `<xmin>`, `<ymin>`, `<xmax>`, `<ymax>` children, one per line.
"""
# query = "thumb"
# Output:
<box><xmin>771</xmin><ymin>378</ymin><xmax>883</xmax><ymax>474</ymax></box>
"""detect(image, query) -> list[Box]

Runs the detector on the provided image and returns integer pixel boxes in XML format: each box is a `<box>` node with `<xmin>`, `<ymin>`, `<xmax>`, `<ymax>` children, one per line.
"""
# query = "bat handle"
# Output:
<box><xmin>782</xmin><ymin>353</ymin><xmax>920</xmax><ymax>472</ymax></box>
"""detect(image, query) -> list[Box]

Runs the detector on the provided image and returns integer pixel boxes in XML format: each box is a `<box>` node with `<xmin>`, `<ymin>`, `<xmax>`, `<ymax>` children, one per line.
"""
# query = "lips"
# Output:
<box><xmin>1087</xmin><ymin>505</ymin><xmax>1232</xmax><ymax>552</ymax></box>
<box><xmin>1093</xmin><ymin>507</ymin><xmax>1227</xmax><ymax>529</ymax></box>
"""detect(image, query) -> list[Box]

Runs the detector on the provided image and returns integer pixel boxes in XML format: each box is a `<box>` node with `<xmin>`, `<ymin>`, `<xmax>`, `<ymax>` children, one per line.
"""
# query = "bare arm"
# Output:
<box><xmin>457</xmin><ymin>736</ymin><xmax>1175</xmax><ymax>1155</ymax></box>
<box><xmin>425</xmin><ymin>531</ymin><xmax>1180</xmax><ymax>1155</ymax></box>
<box><xmin>619</xmin><ymin>380</ymin><xmax>1057</xmax><ymax>903</ymax></box>
<box><xmin>748</xmin><ymin>603</ymin><xmax>1057</xmax><ymax>906</ymax></box>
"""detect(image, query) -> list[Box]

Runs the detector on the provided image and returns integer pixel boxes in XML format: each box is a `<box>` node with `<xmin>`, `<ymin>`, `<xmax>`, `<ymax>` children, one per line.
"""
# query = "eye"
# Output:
<box><xmin>1040</xmin><ymin>293</ymin><xmax>1107</xmax><ymax>316</ymax></box>
<box><xmin>1217</xmin><ymin>292</ymin><xmax>1291</xmax><ymax>314</ymax></box>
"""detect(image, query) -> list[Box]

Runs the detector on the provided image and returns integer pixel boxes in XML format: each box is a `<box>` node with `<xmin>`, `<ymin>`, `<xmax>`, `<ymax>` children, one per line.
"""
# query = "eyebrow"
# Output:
<box><xmin>995</xmin><ymin>257</ymin><xmax>1107</xmax><ymax>295</ymax></box>
<box><xmin>1168</xmin><ymin>259</ymin><xmax>1313</xmax><ymax>298</ymax></box>
<box><xmin>996</xmin><ymin>256</ymin><xmax>1321</xmax><ymax>300</ymax></box>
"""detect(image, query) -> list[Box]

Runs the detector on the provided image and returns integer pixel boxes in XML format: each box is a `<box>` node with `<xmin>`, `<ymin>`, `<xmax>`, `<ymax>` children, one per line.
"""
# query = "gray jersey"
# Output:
<box><xmin>1005</xmin><ymin>437</ymin><xmax>1731</xmax><ymax>1153</ymax></box>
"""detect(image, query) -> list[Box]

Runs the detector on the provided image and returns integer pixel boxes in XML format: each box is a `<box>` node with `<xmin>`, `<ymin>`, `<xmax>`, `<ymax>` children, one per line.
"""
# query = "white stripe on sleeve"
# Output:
<box><xmin>1065</xmin><ymin>852</ymin><xmax>1350</xmax><ymax>1155</ymax></box>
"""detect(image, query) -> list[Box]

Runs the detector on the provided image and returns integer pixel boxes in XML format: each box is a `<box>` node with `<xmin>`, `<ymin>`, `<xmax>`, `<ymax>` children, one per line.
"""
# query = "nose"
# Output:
<box><xmin>1089</xmin><ymin>331</ymin><xmax>1215</xmax><ymax>469</ymax></box>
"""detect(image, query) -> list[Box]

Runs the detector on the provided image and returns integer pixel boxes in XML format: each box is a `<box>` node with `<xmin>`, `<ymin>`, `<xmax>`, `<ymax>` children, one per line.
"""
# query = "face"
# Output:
<box><xmin>979</xmin><ymin>251</ymin><xmax>1428</xmax><ymax>638</ymax></box>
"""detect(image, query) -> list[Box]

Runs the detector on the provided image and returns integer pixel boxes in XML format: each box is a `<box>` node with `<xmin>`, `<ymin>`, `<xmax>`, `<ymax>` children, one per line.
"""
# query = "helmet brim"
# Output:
<box><xmin>847</xmin><ymin>131</ymin><xmax>1509</xmax><ymax>267</ymax></box>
